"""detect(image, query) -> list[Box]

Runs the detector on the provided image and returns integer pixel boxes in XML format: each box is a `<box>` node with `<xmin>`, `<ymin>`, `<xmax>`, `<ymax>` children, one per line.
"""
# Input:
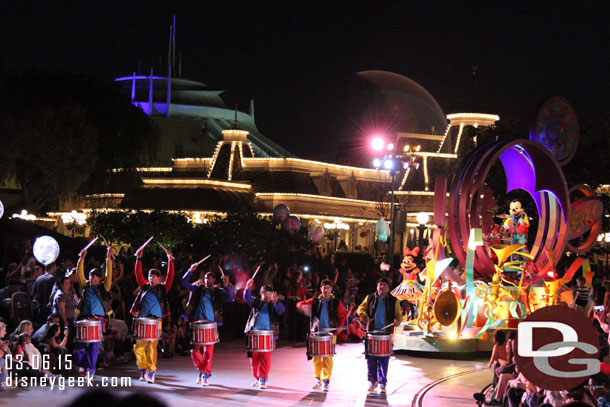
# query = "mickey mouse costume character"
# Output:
<box><xmin>503</xmin><ymin>200</ymin><xmax>530</xmax><ymax>245</ymax></box>
<box><xmin>391</xmin><ymin>247</ymin><xmax>424</xmax><ymax>301</ymax></box>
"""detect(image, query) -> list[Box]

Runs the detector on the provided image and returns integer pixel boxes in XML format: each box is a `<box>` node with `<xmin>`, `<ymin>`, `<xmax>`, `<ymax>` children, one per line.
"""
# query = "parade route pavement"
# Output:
<box><xmin>0</xmin><ymin>339</ymin><xmax>492</xmax><ymax>407</ymax></box>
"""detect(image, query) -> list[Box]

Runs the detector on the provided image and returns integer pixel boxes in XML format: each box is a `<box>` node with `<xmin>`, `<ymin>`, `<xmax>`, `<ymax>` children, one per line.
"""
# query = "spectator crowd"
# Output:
<box><xmin>3</xmin><ymin>237</ymin><xmax>610</xmax><ymax>407</ymax></box>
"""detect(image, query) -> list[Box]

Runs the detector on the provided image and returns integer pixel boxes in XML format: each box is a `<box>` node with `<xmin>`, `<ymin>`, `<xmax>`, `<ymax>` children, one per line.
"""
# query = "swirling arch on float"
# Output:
<box><xmin>566</xmin><ymin>184</ymin><xmax>603</xmax><ymax>254</ymax></box>
<box><xmin>448</xmin><ymin>139</ymin><xmax>570</xmax><ymax>277</ymax></box>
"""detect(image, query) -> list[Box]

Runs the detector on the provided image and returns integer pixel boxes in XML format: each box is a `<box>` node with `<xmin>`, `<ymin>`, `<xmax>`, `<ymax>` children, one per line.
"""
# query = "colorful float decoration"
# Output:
<box><xmin>391</xmin><ymin>97</ymin><xmax>600</xmax><ymax>349</ymax></box>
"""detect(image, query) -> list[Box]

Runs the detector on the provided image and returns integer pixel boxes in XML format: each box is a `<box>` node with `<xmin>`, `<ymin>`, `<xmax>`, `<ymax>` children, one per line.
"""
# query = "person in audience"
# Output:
<box><xmin>347</xmin><ymin>315</ymin><xmax>366</xmax><ymax>342</ymax></box>
<box><xmin>51</xmin><ymin>274</ymin><xmax>77</xmax><ymax>351</ymax></box>
<box><xmin>572</xmin><ymin>276</ymin><xmax>592</xmax><ymax>315</ymax></box>
<box><xmin>32</xmin><ymin>262</ymin><xmax>57</xmax><ymax>323</ymax></box>
<box><xmin>488</xmin><ymin>330</ymin><xmax>510</xmax><ymax>388</ymax></box>
<box><xmin>33</xmin><ymin>313</ymin><xmax>60</xmax><ymax>345</ymax></box>
<box><xmin>9</xmin><ymin>319</ymin><xmax>33</xmax><ymax>342</ymax></box>
<box><xmin>0</xmin><ymin>321</ymin><xmax>8</xmax><ymax>392</ymax></box>
<box><xmin>11</xmin><ymin>333</ymin><xmax>46</xmax><ymax>379</ymax></box>
<box><xmin>42</xmin><ymin>323</ymin><xmax>69</xmax><ymax>358</ymax></box>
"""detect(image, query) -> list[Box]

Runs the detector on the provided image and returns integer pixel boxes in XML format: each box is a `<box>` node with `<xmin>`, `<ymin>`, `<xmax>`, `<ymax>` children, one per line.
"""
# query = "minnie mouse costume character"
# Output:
<box><xmin>391</xmin><ymin>247</ymin><xmax>424</xmax><ymax>301</ymax></box>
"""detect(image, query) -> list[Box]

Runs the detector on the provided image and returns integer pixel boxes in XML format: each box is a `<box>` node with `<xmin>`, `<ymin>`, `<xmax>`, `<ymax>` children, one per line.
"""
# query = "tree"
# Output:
<box><xmin>372</xmin><ymin>182</ymin><xmax>391</xmax><ymax>219</ymax></box>
<box><xmin>0</xmin><ymin>98</ymin><xmax>99</xmax><ymax>212</ymax></box>
<box><xmin>0</xmin><ymin>71</ymin><xmax>159</xmax><ymax>212</ymax></box>
<box><xmin>88</xmin><ymin>210</ymin><xmax>315</xmax><ymax>267</ymax></box>
<box><xmin>186</xmin><ymin>211</ymin><xmax>314</xmax><ymax>266</ymax></box>
<box><xmin>88</xmin><ymin>210</ymin><xmax>193</xmax><ymax>250</ymax></box>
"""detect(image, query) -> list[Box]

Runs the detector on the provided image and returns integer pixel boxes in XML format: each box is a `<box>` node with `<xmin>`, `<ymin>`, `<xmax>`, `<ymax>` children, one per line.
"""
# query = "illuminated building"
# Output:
<box><xmin>53</xmin><ymin>71</ymin><xmax>498</xmax><ymax>254</ymax></box>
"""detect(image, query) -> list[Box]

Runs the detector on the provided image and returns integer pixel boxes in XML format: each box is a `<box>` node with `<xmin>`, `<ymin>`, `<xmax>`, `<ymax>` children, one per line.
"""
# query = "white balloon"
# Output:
<box><xmin>33</xmin><ymin>235</ymin><xmax>60</xmax><ymax>266</ymax></box>
<box><xmin>0</xmin><ymin>200</ymin><xmax>3</xmax><ymax>219</ymax></box>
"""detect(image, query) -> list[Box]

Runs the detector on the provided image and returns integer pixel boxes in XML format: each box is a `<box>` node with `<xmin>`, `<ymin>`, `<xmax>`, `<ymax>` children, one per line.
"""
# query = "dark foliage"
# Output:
<box><xmin>0</xmin><ymin>71</ymin><xmax>159</xmax><ymax>212</ymax></box>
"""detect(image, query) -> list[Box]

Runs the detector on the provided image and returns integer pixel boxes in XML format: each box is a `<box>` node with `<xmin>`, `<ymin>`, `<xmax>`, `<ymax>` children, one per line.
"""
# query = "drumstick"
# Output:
<box><xmin>156</xmin><ymin>241</ymin><xmax>175</xmax><ymax>260</ymax></box>
<box><xmin>99</xmin><ymin>235</ymin><xmax>116</xmax><ymax>259</ymax></box>
<box><xmin>135</xmin><ymin>236</ymin><xmax>154</xmax><ymax>255</ymax></box>
<box><xmin>182</xmin><ymin>255</ymin><xmax>212</xmax><ymax>278</ymax></box>
<box><xmin>217</xmin><ymin>265</ymin><xmax>225</xmax><ymax>278</ymax></box>
<box><xmin>195</xmin><ymin>254</ymin><xmax>211</xmax><ymax>267</ymax></box>
<box><xmin>251</xmin><ymin>263</ymin><xmax>264</xmax><ymax>280</ymax></box>
<box><xmin>365</xmin><ymin>319</ymin><xmax>397</xmax><ymax>331</ymax></box>
<box><xmin>319</xmin><ymin>326</ymin><xmax>348</xmax><ymax>333</ymax></box>
<box><xmin>79</xmin><ymin>237</ymin><xmax>98</xmax><ymax>256</ymax></box>
<box><xmin>310</xmin><ymin>317</ymin><xmax>320</xmax><ymax>333</ymax></box>
<box><xmin>382</xmin><ymin>322</ymin><xmax>396</xmax><ymax>330</ymax></box>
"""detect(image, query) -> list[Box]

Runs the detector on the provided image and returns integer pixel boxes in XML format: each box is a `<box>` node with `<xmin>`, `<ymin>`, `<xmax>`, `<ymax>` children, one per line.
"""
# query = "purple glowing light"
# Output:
<box><xmin>498</xmin><ymin>144</ymin><xmax>564</xmax><ymax>218</ymax></box>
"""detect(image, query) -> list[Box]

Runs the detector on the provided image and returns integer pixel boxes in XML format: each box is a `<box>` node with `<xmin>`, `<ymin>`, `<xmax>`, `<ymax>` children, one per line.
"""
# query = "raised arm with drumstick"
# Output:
<box><xmin>180</xmin><ymin>256</ymin><xmax>233</xmax><ymax>386</ymax></box>
<box><xmin>73</xmin><ymin>244</ymin><xmax>114</xmax><ymax>379</ymax></box>
<box><xmin>130</xmin><ymin>240</ymin><xmax>174</xmax><ymax>384</ymax></box>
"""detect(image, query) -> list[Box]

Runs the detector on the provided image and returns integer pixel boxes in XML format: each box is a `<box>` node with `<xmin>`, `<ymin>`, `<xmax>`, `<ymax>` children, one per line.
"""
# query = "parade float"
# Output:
<box><xmin>392</xmin><ymin>97</ymin><xmax>604</xmax><ymax>354</ymax></box>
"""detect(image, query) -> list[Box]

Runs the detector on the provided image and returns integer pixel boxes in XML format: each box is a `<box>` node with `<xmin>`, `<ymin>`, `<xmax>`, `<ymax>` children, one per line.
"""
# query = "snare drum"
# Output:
<box><xmin>308</xmin><ymin>332</ymin><xmax>335</xmax><ymax>357</ymax></box>
<box><xmin>247</xmin><ymin>330</ymin><xmax>275</xmax><ymax>352</ymax></box>
<box><xmin>192</xmin><ymin>321</ymin><xmax>219</xmax><ymax>345</ymax></box>
<box><xmin>366</xmin><ymin>331</ymin><xmax>393</xmax><ymax>357</ymax></box>
<box><xmin>75</xmin><ymin>319</ymin><xmax>102</xmax><ymax>343</ymax></box>
<box><xmin>133</xmin><ymin>317</ymin><xmax>160</xmax><ymax>341</ymax></box>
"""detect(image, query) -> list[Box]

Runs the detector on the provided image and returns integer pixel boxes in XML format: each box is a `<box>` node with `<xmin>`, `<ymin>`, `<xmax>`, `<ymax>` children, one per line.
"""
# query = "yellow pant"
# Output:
<box><xmin>135</xmin><ymin>340</ymin><xmax>158</xmax><ymax>371</ymax></box>
<box><xmin>313</xmin><ymin>333</ymin><xmax>336</xmax><ymax>381</ymax></box>
<box><xmin>134</xmin><ymin>320</ymin><xmax>161</xmax><ymax>371</ymax></box>
<box><xmin>313</xmin><ymin>356</ymin><xmax>333</xmax><ymax>381</ymax></box>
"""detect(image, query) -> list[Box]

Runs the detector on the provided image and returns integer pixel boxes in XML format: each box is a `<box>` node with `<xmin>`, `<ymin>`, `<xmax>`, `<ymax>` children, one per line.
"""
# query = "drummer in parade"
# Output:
<box><xmin>243</xmin><ymin>278</ymin><xmax>285</xmax><ymax>389</ymax></box>
<box><xmin>131</xmin><ymin>247</ymin><xmax>174</xmax><ymax>384</ymax></box>
<box><xmin>296</xmin><ymin>279</ymin><xmax>346</xmax><ymax>392</ymax></box>
<box><xmin>357</xmin><ymin>277</ymin><xmax>403</xmax><ymax>394</ymax></box>
<box><xmin>181</xmin><ymin>264</ymin><xmax>234</xmax><ymax>386</ymax></box>
<box><xmin>73</xmin><ymin>246</ymin><xmax>114</xmax><ymax>379</ymax></box>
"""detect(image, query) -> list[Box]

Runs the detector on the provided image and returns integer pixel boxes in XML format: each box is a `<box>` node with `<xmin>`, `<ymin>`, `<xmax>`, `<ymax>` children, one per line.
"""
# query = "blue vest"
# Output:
<box><xmin>194</xmin><ymin>291</ymin><xmax>215</xmax><ymax>321</ymax></box>
<box><xmin>253</xmin><ymin>303</ymin><xmax>271</xmax><ymax>330</ymax></box>
<box><xmin>82</xmin><ymin>285</ymin><xmax>104</xmax><ymax>316</ymax></box>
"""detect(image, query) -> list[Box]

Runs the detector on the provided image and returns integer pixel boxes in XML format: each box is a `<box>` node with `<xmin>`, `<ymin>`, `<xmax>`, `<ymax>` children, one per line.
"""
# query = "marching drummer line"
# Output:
<box><xmin>75</xmin><ymin>324</ymin><xmax>397</xmax><ymax>352</ymax></box>
<box><xmin>73</xmin><ymin>320</ymin><xmax>399</xmax><ymax>378</ymax></box>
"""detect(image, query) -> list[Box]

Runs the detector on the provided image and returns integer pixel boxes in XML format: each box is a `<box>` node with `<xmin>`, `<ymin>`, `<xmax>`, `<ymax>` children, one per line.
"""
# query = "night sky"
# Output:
<box><xmin>2</xmin><ymin>1</ymin><xmax>610</xmax><ymax>156</ymax></box>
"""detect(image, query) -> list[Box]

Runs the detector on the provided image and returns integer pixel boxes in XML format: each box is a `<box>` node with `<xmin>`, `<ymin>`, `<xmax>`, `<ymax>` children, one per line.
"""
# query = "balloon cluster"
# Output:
<box><xmin>273</xmin><ymin>204</ymin><xmax>301</xmax><ymax>235</ymax></box>
<box><xmin>33</xmin><ymin>235</ymin><xmax>60</xmax><ymax>266</ymax></box>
